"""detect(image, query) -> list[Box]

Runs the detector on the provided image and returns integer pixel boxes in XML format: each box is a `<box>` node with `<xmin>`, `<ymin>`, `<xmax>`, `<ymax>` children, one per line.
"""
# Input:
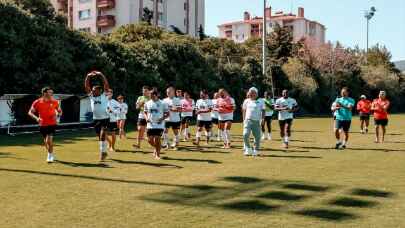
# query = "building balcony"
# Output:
<box><xmin>97</xmin><ymin>15</ymin><xmax>116</xmax><ymax>27</ymax></box>
<box><xmin>97</xmin><ymin>0</ymin><xmax>115</xmax><ymax>9</ymax></box>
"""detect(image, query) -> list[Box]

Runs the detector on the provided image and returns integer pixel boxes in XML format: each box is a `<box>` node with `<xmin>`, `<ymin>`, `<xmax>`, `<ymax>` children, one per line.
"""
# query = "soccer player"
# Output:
<box><xmin>275</xmin><ymin>90</ymin><xmax>299</xmax><ymax>149</ymax></box>
<box><xmin>134</xmin><ymin>86</ymin><xmax>150</xmax><ymax>148</ymax></box>
<box><xmin>28</xmin><ymin>87</ymin><xmax>62</xmax><ymax>163</ymax></box>
<box><xmin>162</xmin><ymin>87</ymin><xmax>182</xmax><ymax>149</ymax></box>
<box><xmin>106</xmin><ymin>89</ymin><xmax>121</xmax><ymax>152</ymax></box>
<box><xmin>371</xmin><ymin>91</ymin><xmax>390</xmax><ymax>143</ymax></box>
<box><xmin>331</xmin><ymin>87</ymin><xmax>355</xmax><ymax>149</ymax></box>
<box><xmin>242</xmin><ymin>87</ymin><xmax>265</xmax><ymax>156</ymax></box>
<box><xmin>194</xmin><ymin>90</ymin><xmax>213</xmax><ymax>146</ymax></box>
<box><xmin>176</xmin><ymin>89</ymin><xmax>184</xmax><ymax>100</ymax></box>
<box><xmin>217</xmin><ymin>89</ymin><xmax>236</xmax><ymax>149</ymax></box>
<box><xmin>84</xmin><ymin>71</ymin><xmax>111</xmax><ymax>161</ymax></box>
<box><xmin>117</xmin><ymin>95</ymin><xmax>128</xmax><ymax>139</ymax></box>
<box><xmin>211</xmin><ymin>92</ymin><xmax>221</xmax><ymax>141</ymax></box>
<box><xmin>261</xmin><ymin>91</ymin><xmax>274</xmax><ymax>140</ymax></box>
<box><xmin>180</xmin><ymin>91</ymin><xmax>195</xmax><ymax>141</ymax></box>
<box><xmin>357</xmin><ymin>95</ymin><xmax>372</xmax><ymax>134</ymax></box>
<box><xmin>144</xmin><ymin>89</ymin><xmax>170</xmax><ymax>159</ymax></box>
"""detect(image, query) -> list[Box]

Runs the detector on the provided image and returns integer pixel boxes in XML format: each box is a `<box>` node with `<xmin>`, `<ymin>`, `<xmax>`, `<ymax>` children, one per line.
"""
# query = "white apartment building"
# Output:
<box><xmin>218</xmin><ymin>7</ymin><xmax>326</xmax><ymax>45</ymax></box>
<box><xmin>50</xmin><ymin>0</ymin><xmax>205</xmax><ymax>37</ymax></box>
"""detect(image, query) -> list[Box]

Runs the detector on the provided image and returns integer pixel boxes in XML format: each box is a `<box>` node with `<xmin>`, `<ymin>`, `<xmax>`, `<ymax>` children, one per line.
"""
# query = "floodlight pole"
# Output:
<box><xmin>263</xmin><ymin>0</ymin><xmax>275</xmax><ymax>98</ymax></box>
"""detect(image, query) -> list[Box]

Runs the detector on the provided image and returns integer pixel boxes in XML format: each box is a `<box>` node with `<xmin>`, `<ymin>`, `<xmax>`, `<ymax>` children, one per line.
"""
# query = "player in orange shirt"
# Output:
<box><xmin>371</xmin><ymin>91</ymin><xmax>390</xmax><ymax>143</ymax></box>
<box><xmin>28</xmin><ymin>87</ymin><xmax>62</xmax><ymax>163</ymax></box>
<box><xmin>217</xmin><ymin>89</ymin><xmax>236</xmax><ymax>149</ymax></box>
<box><xmin>356</xmin><ymin>95</ymin><xmax>372</xmax><ymax>134</ymax></box>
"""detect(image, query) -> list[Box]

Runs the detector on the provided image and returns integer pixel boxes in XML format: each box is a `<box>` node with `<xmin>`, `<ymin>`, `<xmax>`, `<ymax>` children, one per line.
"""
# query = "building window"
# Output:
<box><xmin>98</xmin><ymin>27</ymin><xmax>102</xmax><ymax>33</ymax></box>
<box><xmin>158</xmin><ymin>12</ymin><xmax>164</xmax><ymax>22</ymax></box>
<box><xmin>309</xmin><ymin>22</ymin><xmax>316</xmax><ymax>36</ymax></box>
<box><xmin>78</xmin><ymin>27</ymin><xmax>91</xmax><ymax>32</ymax></box>
<box><xmin>184</xmin><ymin>2</ymin><xmax>187</xmax><ymax>10</ymax></box>
<box><xmin>78</xmin><ymin>9</ymin><xmax>91</xmax><ymax>20</ymax></box>
<box><xmin>79</xmin><ymin>0</ymin><xmax>91</xmax><ymax>3</ymax></box>
<box><xmin>225</xmin><ymin>30</ymin><xmax>232</xmax><ymax>38</ymax></box>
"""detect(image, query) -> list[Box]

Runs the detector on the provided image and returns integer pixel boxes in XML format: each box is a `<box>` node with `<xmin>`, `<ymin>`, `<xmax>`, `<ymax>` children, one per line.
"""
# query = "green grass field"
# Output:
<box><xmin>1</xmin><ymin>116</ymin><xmax>405</xmax><ymax>228</ymax></box>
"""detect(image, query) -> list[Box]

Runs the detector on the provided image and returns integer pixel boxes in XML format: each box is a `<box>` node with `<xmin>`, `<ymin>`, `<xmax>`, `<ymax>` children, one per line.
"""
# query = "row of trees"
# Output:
<box><xmin>1</xmin><ymin>0</ymin><xmax>404</xmax><ymax>120</ymax></box>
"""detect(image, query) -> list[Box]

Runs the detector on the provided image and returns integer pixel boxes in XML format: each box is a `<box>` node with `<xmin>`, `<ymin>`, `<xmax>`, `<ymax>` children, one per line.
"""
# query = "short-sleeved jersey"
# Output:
<box><xmin>243</xmin><ymin>99</ymin><xmax>264</xmax><ymax>121</ymax></box>
<box><xmin>144</xmin><ymin>100</ymin><xmax>169</xmax><ymax>129</ymax></box>
<box><xmin>118</xmin><ymin>102</ymin><xmax>128</xmax><ymax>120</ymax></box>
<box><xmin>357</xmin><ymin>99</ymin><xmax>372</xmax><ymax>114</ymax></box>
<box><xmin>334</xmin><ymin>97</ymin><xmax>355</xmax><ymax>121</ymax></box>
<box><xmin>211</xmin><ymin>99</ymin><xmax>219</xmax><ymax>119</ymax></box>
<box><xmin>275</xmin><ymin>97</ymin><xmax>298</xmax><ymax>120</ymax></box>
<box><xmin>196</xmin><ymin>99</ymin><xmax>213</xmax><ymax>121</ymax></box>
<box><xmin>163</xmin><ymin>97</ymin><xmax>182</xmax><ymax>122</ymax></box>
<box><xmin>90</xmin><ymin>93</ymin><xmax>109</xmax><ymax>120</ymax></box>
<box><xmin>217</xmin><ymin>97</ymin><xmax>235</xmax><ymax>114</ymax></box>
<box><xmin>31</xmin><ymin>98</ymin><xmax>60</xmax><ymax>126</ymax></box>
<box><xmin>372</xmin><ymin>98</ymin><xmax>390</xmax><ymax>120</ymax></box>
<box><xmin>136</xmin><ymin>96</ymin><xmax>150</xmax><ymax>119</ymax></box>
<box><xmin>261</xmin><ymin>98</ymin><xmax>274</xmax><ymax>116</ymax></box>
<box><xmin>107</xmin><ymin>99</ymin><xmax>121</xmax><ymax>122</ymax></box>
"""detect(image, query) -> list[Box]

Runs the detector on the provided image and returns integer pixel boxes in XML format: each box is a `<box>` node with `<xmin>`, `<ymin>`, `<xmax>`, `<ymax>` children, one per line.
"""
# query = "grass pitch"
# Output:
<box><xmin>1</xmin><ymin>116</ymin><xmax>405</xmax><ymax>227</ymax></box>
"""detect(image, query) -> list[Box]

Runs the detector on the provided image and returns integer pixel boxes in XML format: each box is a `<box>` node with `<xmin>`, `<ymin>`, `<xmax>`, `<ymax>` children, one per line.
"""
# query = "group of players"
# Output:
<box><xmin>27</xmin><ymin>71</ymin><xmax>391</xmax><ymax>162</ymax></box>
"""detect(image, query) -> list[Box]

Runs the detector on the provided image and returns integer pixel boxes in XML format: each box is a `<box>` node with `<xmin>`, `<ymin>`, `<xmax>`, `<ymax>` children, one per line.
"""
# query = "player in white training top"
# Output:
<box><xmin>193</xmin><ymin>90</ymin><xmax>214</xmax><ymax>146</ymax></box>
<box><xmin>274</xmin><ymin>89</ymin><xmax>299</xmax><ymax>149</ymax></box>
<box><xmin>162</xmin><ymin>87</ymin><xmax>182</xmax><ymax>149</ymax></box>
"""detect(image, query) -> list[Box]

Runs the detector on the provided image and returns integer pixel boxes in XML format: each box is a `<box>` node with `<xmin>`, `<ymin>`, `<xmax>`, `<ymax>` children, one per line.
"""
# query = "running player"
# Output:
<box><xmin>162</xmin><ymin>87</ymin><xmax>182</xmax><ymax>149</ymax></box>
<box><xmin>134</xmin><ymin>86</ymin><xmax>150</xmax><ymax>149</ymax></box>
<box><xmin>275</xmin><ymin>90</ymin><xmax>299</xmax><ymax>149</ymax></box>
<box><xmin>211</xmin><ymin>92</ymin><xmax>221</xmax><ymax>141</ymax></box>
<box><xmin>117</xmin><ymin>95</ymin><xmax>128</xmax><ymax>139</ymax></box>
<box><xmin>242</xmin><ymin>87</ymin><xmax>265</xmax><ymax>156</ymax></box>
<box><xmin>106</xmin><ymin>89</ymin><xmax>120</xmax><ymax>152</ymax></box>
<box><xmin>331</xmin><ymin>87</ymin><xmax>355</xmax><ymax>149</ymax></box>
<box><xmin>217</xmin><ymin>89</ymin><xmax>236</xmax><ymax>149</ymax></box>
<box><xmin>144</xmin><ymin>89</ymin><xmax>170</xmax><ymax>159</ymax></box>
<box><xmin>180</xmin><ymin>91</ymin><xmax>195</xmax><ymax>141</ymax></box>
<box><xmin>194</xmin><ymin>90</ymin><xmax>213</xmax><ymax>146</ymax></box>
<box><xmin>261</xmin><ymin>91</ymin><xmax>274</xmax><ymax>140</ymax></box>
<box><xmin>371</xmin><ymin>91</ymin><xmax>390</xmax><ymax>143</ymax></box>
<box><xmin>84</xmin><ymin>71</ymin><xmax>111</xmax><ymax>161</ymax></box>
<box><xmin>357</xmin><ymin>95</ymin><xmax>372</xmax><ymax>134</ymax></box>
<box><xmin>28</xmin><ymin>87</ymin><xmax>62</xmax><ymax>163</ymax></box>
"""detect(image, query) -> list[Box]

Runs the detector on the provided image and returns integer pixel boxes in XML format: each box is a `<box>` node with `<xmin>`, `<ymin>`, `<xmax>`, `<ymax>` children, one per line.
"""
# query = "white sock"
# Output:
<box><xmin>226</xmin><ymin>130</ymin><xmax>231</xmax><ymax>144</ymax></box>
<box><xmin>207</xmin><ymin>131</ymin><xmax>212</xmax><ymax>137</ymax></box>
<box><xmin>175</xmin><ymin>134</ymin><xmax>180</xmax><ymax>143</ymax></box>
<box><xmin>196</xmin><ymin>131</ymin><xmax>201</xmax><ymax>138</ymax></box>
<box><xmin>342</xmin><ymin>140</ymin><xmax>347</xmax><ymax>146</ymax></box>
<box><xmin>103</xmin><ymin>141</ymin><xmax>108</xmax><ymax>152</ymax></box>
<box><xmin>218</xmin><ymin>129</ymin><xmax>222</xmax><ymax>138</ymax></box>
<box><xmin>99</xmin><ymin>141</ymin><xmax>104</xmax><ymax>154</ymax></box>
<box><xmin>284</xmin><ymin>136</ymin><xmax>289</xmax><ymax>143</ymax></box>
<box><xmin>163</xmin><ymin>133</ymin><xmax>168</xmax><ymax>145</ymax></box>
<box><xmin>222</xmin><ymin>130</ymin><xmax>227</xmax><ymax>143</ymax></box>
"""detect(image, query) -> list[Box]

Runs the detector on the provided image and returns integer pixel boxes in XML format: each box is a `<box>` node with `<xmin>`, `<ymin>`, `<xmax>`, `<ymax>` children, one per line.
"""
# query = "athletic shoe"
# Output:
<box><xmin>47</xmin><ymin>153</ymin><xmax>53</xmax><ymax>163</ymax></box>
<box><xmin>100</xmin><ymin>152</ymin><xmax>108</xmax><ymax>161</ymax></box>
<box><xmin>252</xmin><ymin>149</ymin><xmax>259</xmax><ymax>156</ymax></box>
<box><xmin>360</xmin><ymin>130</ymin><xmax>364</xmax><ymax>134</ymax></box>
<box><xmin>283</xmin><ymin>142</ymin><xmax>289</xmax><ymax>149</ymax></box>
<box><xmin>267</xmin><ymin>133</ymin><xmax>272</xmax><ymax>140</ymax></box>
<box><xmin>365</xmin><ymin>128</ymin><xmax>369</xmax><ymax>133</ymax></box>
<box><xmin>261</xmin><ymin>134</ymin><xmax>265</xmax><ymax>141</ymax></box>
<box><xmin>341</xmin><ymin>145</ymin><xmax>346</xmax><ymax>149</ymax></box>
<box><xmin>335</xmin><ymin>142</ymin><xmax>342</xmax><ymax>149</ymax></box>
<box><xmin>244</xmin><ymin>148</ymin><xmax>252</xmax><ymax>156</ymax></box>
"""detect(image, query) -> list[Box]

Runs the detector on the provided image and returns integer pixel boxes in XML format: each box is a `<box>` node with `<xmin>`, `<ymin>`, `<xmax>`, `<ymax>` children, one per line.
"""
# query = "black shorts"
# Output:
<box><xmin>181</xmin><ymin>116</ymin><xmax>193</xmax><ymax>124</ymax></box>
<box><xmin>137</xmin><ymin>118</ymin><xmax>147</xmax><ymax>127</ymax></box>
<box><xmin>359</xmin><ymin>113</ymin><xmax>370</xmax><ymax>121</ymax></box>
<box><xmin>263</xmin><ymin>116</ymin><xmax>272</xmax><ymax>122</ymax></box>
<box><xmin>336</xmin><ymin>120</ymin><xmax>351</xmax><ymax>132</ymax></box>
<box><xmin>279</xmin><ymin>119</ymin><xmax>293</xmax><ymax>129</ymax></box>
<box><xmin>39</xmin><ymin>125</ymin><xmax>56</xmax><ymax>138</ymax></box>
<box><xmin>374</xmin><ymin>119</ymin><xmax>388</xmax><ymax>126</ymax></box>
<box><xmin>147</xmin><ymin>129</ymin><xmax>164</xmax><ymax>137</ymax></box>
<box><xmin>165</xmin><ymin>121</ymin><xmax>181</xmax><ymax>130</ymax></box>
<box><xmin>94</xmin><ymin>118</ymin><xmax>109</xmax><ymax>134</ymax></box>
<box><xmin>197</xmin><ymin>120</ymin><xmax>212</xmax><ymax>129</ymax></box>
<box><xmin>212</xmin><ymin>118</ymin><xmax>219</xmax><ymax>125</ymax></box>
<box><xmin>107</xmin><ymin>121</ymin><xmax>118</xmax><ymax>132</ymax></box>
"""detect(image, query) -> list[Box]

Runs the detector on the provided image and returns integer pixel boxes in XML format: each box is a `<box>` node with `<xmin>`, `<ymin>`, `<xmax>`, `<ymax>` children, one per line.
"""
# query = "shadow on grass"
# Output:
<box><xmin>260</xmin><ymin>155</ymin><xmax>322</xmax><ymax>159</ymax></box>
<box><xmin>351</xmin><ymin>188</ymin><xmax>394</xmax><ymax>198</ymax></box>
<box><xmin>257</xmin><ymin>191</ymin><xmax>310</xmax><ymax>201</ymax></box>
<box><xmin>162</xmin><ymin>157</ymin><xmax>221</xmax><ymax>164</ymax></box>
<box><xmin>0</xmin><ymin>152</ymin><xmax>28</xmax><ymax>160</ymax></box>
<box><xmin>282</xmin><ymin>183</ymin><xmax>330</xmax><ymax>192</ymax></box>
<box><xmin>176</xmin><ymin>146</ymin><xmax>230</xmax><ymax>154</ymax></box>
<box><xmin>56</xmin><ymin>160</ymin><xmax>112</xmax><ymax>168</ymax></box>
<box><xmin>329</xmin><ymin>197</ymin><xmax>377</xmax><ymax>208</ymax></box>
<box><xmin>115</xmin><ymin>149</ymin><xmax>154</xmax><ymax>154</ymax></box>
<box><xmin>111</xmin><ymin>159</ymin><xmax>183</xmax><ymax>169</ymax></box>
<box><xmin>297</xmin><ymin>145</ymin><xmax>405</xmax><ymax>152</ymax></box>
<box><xmin>221</xmin><ymin>200</ymin><xmax>280</xmax><ymax>213</ymax></box>
<box><xmin>294</xmin><ymin>208</ymin><xmax>358</xmax><ymax>221</ymax></box>
<box><xmin>261</xmin><ymin>148</ymin><xmax>311</xmax><ymax>153</ymax></box>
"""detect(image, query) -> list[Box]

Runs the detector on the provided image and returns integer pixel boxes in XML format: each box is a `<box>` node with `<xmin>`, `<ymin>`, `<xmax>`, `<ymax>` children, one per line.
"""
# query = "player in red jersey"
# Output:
<box><xmin>371</xmin><ymin>91</ymin><xmax>390</xmax><ymax>143</ymax></box>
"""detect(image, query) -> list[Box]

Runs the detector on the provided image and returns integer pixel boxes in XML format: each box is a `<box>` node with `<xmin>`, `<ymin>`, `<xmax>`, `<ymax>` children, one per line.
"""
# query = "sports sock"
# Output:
<box><xmin>103</xmin><ymin>141</ymin><xmax>108</xmax><ymax>152</ymax></box>
<box><xmin>163</xmin><ymin>133</ymin><xmax>168</xmax><ymax>145</ymax></box>
<box><xmin>99</xmin><ymin>141</ymin><xmax>104</xmax><ymax>154</ymax></box>
<box><xmin>222</xmin><ymin>130</ymin><xmax>227</xmax><ymax>143</ymax></box>
<box><xmin>284</xmin><ymin>136</ymin><xmax>289</xmax><ymax>143</ymax></box>
<box><xmin>225</xmin><ymin>130</ymin><xmax>231</xmax><ymax>144</ymax></box>
<box><xmin>175</xmin><ymin>134</ymin><xmax>180</xmax><ymax>143</ymax></box>
<box><xmin>196</xmin><ymin>131</ymin><xmax>201</xmax><ymax>138</ymax></box>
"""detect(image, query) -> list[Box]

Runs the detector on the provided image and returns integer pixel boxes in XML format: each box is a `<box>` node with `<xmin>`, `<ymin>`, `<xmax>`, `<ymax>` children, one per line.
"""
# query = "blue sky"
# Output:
<box><xmin>205</xmin><ymin>0</ymin><xmax>405</xmax><ymax>61</ymax></box>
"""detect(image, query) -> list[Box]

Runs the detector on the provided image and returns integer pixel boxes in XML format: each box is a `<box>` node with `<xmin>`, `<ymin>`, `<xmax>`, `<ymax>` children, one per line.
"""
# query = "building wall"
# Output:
<box><xmin>73</xmin><ymin>0</ymin><xmax>97</xmax><ymax>33</ymax></box>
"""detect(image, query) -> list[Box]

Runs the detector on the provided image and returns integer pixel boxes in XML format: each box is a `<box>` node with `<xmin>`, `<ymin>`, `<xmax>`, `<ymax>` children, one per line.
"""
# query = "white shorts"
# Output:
<box><xmin>118</xmin><ymin>114</ymin><xmax>127</xmax><ymax>120</ymax></box>
<box><xmin>218</xmin><ymin>113</ymin><xmax>233</xmax><ymax>121</ymax></box>
<box><xmin>181</xmin><ymin>112</ymin><xmax>193</xmax><ymax>117</ymax></box>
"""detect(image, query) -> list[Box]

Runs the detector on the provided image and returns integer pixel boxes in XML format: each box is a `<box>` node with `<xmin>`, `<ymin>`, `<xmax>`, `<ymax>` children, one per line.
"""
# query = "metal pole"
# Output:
<box><xmin>262</xmin><ymin>0</ymin><xmax>275</xmax><ymax>98</ymax></box>
<box><xmin>366</xmin><ymin>18</ymin><xmax>369</xmax><ymax>53</ymax></box>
